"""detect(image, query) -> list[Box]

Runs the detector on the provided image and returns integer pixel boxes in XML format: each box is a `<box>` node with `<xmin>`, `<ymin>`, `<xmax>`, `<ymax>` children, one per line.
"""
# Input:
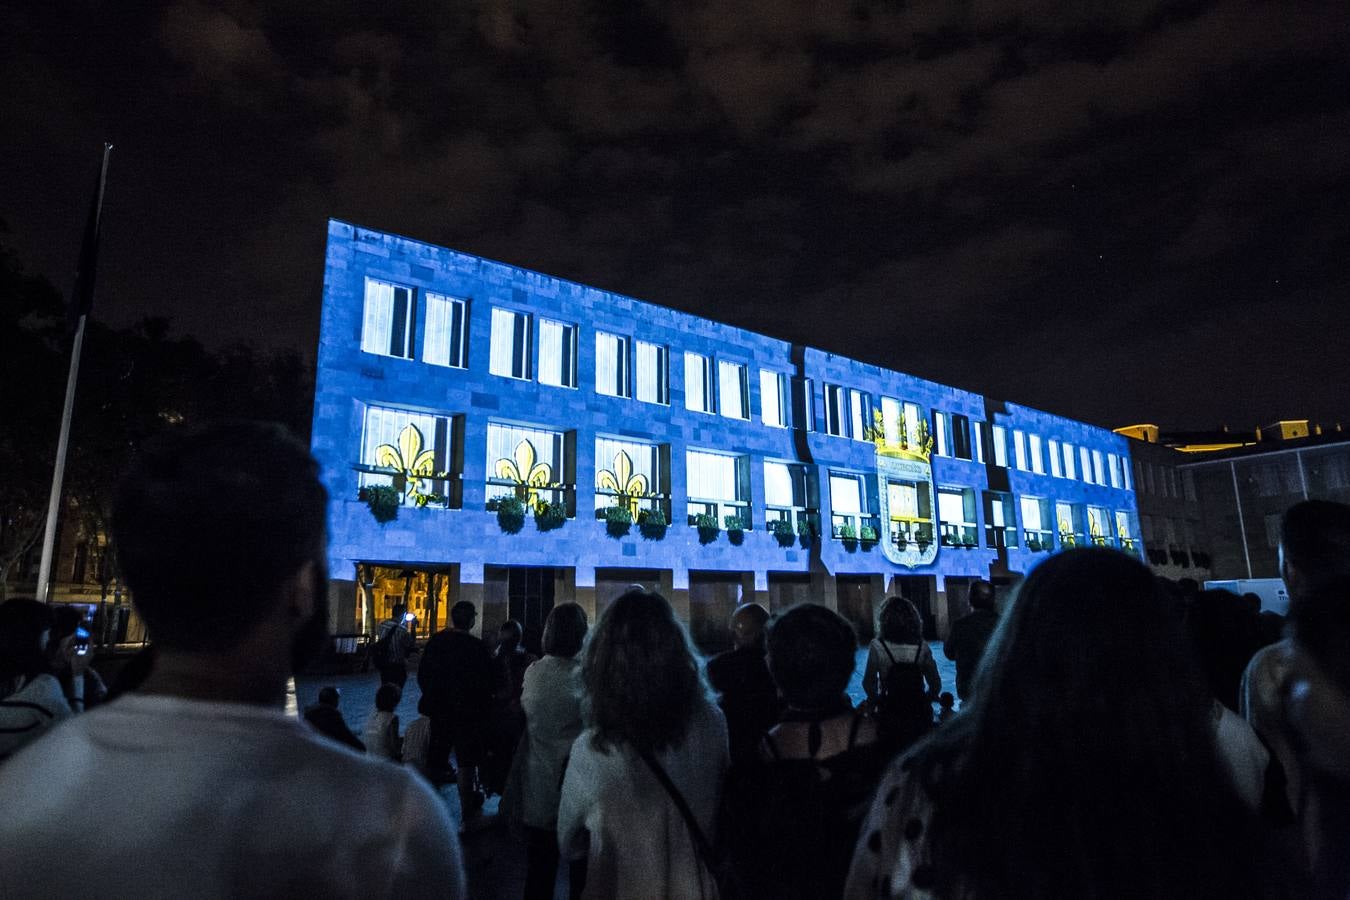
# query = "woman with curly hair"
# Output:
<box><xmin>558</xmin><ymin>589</ymin><xmax>728</xmax><ymax>899</ymax></box>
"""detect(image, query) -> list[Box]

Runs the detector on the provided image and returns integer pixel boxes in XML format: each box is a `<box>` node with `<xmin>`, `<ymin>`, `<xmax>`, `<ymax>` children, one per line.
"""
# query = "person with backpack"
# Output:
<box><xmin>722</xmin><ymin>603</ymin><xmax>888</xmax><ymax>899</ymax></box>
<box><xmin>372</xmin><ymin>604</ymin><xmax>415</xmax><ymax>688</ymax></box>
<box><xmin>862</xmin><ymin>595</ymin><xmax>942</xmax><ymax>754</ymax></box>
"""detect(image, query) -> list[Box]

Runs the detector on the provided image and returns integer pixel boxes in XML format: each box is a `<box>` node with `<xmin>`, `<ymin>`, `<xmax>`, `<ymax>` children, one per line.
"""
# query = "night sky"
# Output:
<box><xmin>3</xmin><ymin>1</ymin><xmax>1347</xmax><ymax>431</ymax></box>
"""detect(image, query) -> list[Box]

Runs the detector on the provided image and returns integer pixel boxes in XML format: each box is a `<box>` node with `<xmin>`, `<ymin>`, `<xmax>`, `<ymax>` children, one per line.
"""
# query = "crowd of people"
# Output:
<box><xmin>1</xmin><ymin>420</ymin><xmax>1348</xmax><ymax>900</ymax></box>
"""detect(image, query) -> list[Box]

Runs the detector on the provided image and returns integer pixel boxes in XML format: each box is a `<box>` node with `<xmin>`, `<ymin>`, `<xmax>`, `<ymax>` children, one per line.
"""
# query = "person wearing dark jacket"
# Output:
<box><xmin>418</xmin><ymin>601</ymin><xmax>499</xmax><ymax>819</ymax></box>
<box><xmin>944</xmin><ymin>579</ymin><xmax>1000</xmax><ymax>702</ymax></box>
<box><xmin>303</xmin><ymin>686</ymin><xmax>365</xmax><ymax>753</ymax></box>
<box><xmin>706</xmin><ymin>603</ymin><xmax>780</xmax><ymax>766</ymax></box>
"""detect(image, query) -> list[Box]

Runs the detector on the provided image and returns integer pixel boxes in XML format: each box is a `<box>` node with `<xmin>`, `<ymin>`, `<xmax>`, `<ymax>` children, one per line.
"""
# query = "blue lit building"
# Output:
<box><xmin>312</xmin><ymin>219</ymin><xmax>1140</xmax><ymax>650</ymax></box>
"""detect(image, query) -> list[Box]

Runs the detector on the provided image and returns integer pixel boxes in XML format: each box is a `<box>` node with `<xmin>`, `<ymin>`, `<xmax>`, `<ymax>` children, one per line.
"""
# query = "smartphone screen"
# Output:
<box><xmin>75</xmin><ymin>626</ymin><xmax>90</xmax><ymax>655</ymax></box>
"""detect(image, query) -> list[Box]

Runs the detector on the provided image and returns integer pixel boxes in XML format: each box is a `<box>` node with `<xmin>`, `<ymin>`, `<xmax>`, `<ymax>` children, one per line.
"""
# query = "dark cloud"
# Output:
<box><xmin>0</xmin><ymin>0</ymin><xmax>1346</xmax><ymax>432</ymax></box>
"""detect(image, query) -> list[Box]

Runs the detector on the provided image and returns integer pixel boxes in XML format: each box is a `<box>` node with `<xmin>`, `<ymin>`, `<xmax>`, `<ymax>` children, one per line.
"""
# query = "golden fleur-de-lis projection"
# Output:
<box><xmin>495</xmin><ymin>439</ymin><xmax>555</xmax><ymax>509</ymax></box>
<box><xmin>375</xmin><ymin>424</ymin><xmax>441</xmax><ymax>502</ymax></box>
<box><xmin>596</xmin><ymin>450</ymin><xmax>651</xmax><ymax>517</ymax></box>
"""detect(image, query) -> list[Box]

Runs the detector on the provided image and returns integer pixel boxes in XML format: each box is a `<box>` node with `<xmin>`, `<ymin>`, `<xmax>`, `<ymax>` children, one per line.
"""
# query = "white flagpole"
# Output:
<box><xmin>35</xmin><ymin>143</ymin><xmax>113</xmax><ymax>604</ymax></box>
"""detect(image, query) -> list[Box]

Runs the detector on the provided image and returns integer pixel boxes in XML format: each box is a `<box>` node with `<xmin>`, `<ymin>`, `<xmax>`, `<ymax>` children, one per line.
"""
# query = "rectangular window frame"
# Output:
<box><xmin>489</xmin><ymin>307</ymin><xmax>532</xmax><ymax>380</ymax></box>
<box><xmin>422</xmin><ymin>292</ymin><xmax>468</xmax><ymax>369</ymax></box>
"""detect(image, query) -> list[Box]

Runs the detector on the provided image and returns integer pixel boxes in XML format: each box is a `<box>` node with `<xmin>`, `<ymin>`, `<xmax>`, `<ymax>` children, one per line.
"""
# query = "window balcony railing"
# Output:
<box><xmin>940</xmin><ymin>523</ymin><xmax>979</xmax><ymax>547</ymax></box>
<box><xmin>688</xmin><ymin>499</ymin><xmax>751</xmax><ymax>529</ymax></box>
<box><xmin>832</xmin><ymin>512</ymin><xmax>881</xmax><ymax>541</ymax></box>
<box><xmin>1024</xmin><ymin>529</ymin><xmax>1055</xmax><ymax>551</ymax></box>
<box><xmin>354</xmin><ymin>463</ymin><xmax>460</xmax><ymax>508</ymax></box>
<box><xmin>888</xmin><ymin>519</ymin><xmax>934</xmax><ymax>548</ymax></box>
<box><xmin>765</xmin><ymin>505</ymin><xmax>817</xmax><ymax>534</ymax></box>
<box><xmin>985</xmin><ymin>525</ymin><xmax>1019</xmax><ymax>549</ymax></box>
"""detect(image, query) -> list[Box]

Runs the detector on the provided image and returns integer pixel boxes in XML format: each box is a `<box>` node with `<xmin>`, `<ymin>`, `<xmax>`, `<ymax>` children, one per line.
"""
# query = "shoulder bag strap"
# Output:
<box><xmin>637</xmin><ymin>747</ymin><xmax>717</xmax><ymax>865</ymax></box>
<box><xmin>880</xmin><ymin>640</ymin><xmax>897</xmax><ymax>666</ymax></box>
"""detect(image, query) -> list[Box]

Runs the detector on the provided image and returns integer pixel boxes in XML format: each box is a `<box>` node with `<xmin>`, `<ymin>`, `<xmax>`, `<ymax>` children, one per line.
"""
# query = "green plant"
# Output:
<box><xmin>637</xmin><ymin>507</ymin><xmax>668</xmax><ymax>539</ymax></box>
<box><xmin>771</xmin><ymin>519</ymin><xmax>796</xmax><ymax>546</ymax></box>
<box><xmin>797</xmin><ymin>519</ymin><xmax>815</xmax><ymax>538</ymax></box>
<box><xmin>495</xmin><ymin>496</ymin><xmax>526</xmax><ymax>533</ymax></box>
<box><xmin>694</xmin><ymin>512</ymin><xmax>720</xmax><ymax>544</ymax></box>
<box><xmin>838</xmin><ymin>523</ymin><xmax>858</xmax><ymax>541</ymax></box>
<box><xmin>723</xmin><ymin>514</ymin><xmax>746</xmax><ymax>533</ymax></box>
<box><xmin>604</xmin><ymin>504</ymin><xmax>633</xmax><ymax>537</ymax></box>
<box><xmin>859</xmin><ymin>525</ymin><xmax>878</xmax><ymax>542</ymax></box>
<box><xmin>1026</xmin><ymin>536</ymin><xmax>1042</xmax><ymax>552</ymax></box>
<box><xmin>413</xmin><ymin>492</ymin><xmax>446</xmax><ymax>509</ymax></box>
<box><xmin>534</xmin><ymin>500</ymin><xmax>566</xmax><ymax>531</ymax></box>
<box><xmin>358</xmin><ymin>485</ymin><xmax>400</xmax><ymax>524</ymax></box>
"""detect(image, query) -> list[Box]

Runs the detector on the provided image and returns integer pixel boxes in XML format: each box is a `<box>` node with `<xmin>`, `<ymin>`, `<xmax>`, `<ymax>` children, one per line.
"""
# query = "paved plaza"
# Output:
<box><xmin>292</xmin><ymin>643</ymin><xmax>959</xmax><ymax>900</ymax></box>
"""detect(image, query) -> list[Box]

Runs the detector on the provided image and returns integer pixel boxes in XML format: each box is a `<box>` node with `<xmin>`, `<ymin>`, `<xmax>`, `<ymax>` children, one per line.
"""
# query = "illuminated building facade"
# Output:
<box><xmin>312</xmin><ymin>220</ymin><xmax>1140</xmax><ymax>650</ymax></box>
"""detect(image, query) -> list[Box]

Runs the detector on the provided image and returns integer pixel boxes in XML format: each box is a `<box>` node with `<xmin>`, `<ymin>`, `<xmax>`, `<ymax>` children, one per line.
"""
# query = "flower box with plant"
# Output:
<box><xmin>637</xmin><ymin>507</ymin><xmax>668</xmax><ymax>539</ymax></box>
<box><xmin>838</xmin><ymin>522</ymin><xmax>858</xmax><ymax>542</ymax></box>
<box><xmin>535</xmin><ymin>500</ymin><xmax>567</xmax><ymax>532</ymax></box>
<box><xmin>694</xmin><ymin>512</ymin><xmax>720</xmax><ymax>544</ymax></box>
<box><xmin>495</xmin><ymin>496</ymin><xmax>526</xmax><ymax>532</ymax></box>
<box><xmin>859</xmin><ymin>525</ymin><xmax>878</xmax><ymax>544</ymax></box>
<box><xmin>604</xmin><ymin>504</ymin><xmax>633</xmax><ymax>537</ymax></box>
<box><xmin>358</xmin><ymin>485</ymin><xmax>401</xmax><ymax>524</ymax></box>
<box><xmin>771</xmin><ymin>518</ymin><xmax>796</xmax><ymax>547</ymax></box>
<box><xmin>1026</xmin><ymin>536</ymin><xmax>1042</xmax><ymax>552</ymax></box>
<box><xmin>724</xmin><ymin>514</ymin><xmax>747</xmax><ymax>534</ymax></box>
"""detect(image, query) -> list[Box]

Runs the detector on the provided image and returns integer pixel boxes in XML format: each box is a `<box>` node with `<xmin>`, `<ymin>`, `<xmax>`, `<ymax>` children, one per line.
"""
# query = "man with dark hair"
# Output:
<box><xmin>943</xmin><ymin>579</ymin><xmax>1000</xmax><ymax>702</ymax></box>
<box><xmin>1285</xmin><ymin>576</ymin><xmax>1350</xmax><ymax>895</ymax></box>
<box><xmin>373</xmin><ymin>602</ymin><xmax>415</xmax><ymax>688</ymax></box>
<box><xmin>0</xmin><ymin>422</ymin><xmax>464</xmax><ymax>898</ymax></box>
<box><xmin>302</xmin><ymin>685</ymin><xmax>366</xmax><ymax>752</ymax></box>
<box><xmin>706</xmin><ymin>602</ymin><xmax>779</xmax><ymax>765</ymax></box>
<box><xmin>1241</xmin><ymin>500</ymin><xmax>1350</xmax><ymax>836</ymax></box>
<box><xmin>419</xmin><ymin>599</ymin><xmax>498</xmax><ymax>821</ymax></box>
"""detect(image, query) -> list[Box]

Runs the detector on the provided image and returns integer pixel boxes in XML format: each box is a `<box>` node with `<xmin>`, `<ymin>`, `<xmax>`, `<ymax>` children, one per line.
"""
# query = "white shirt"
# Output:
<box><xmin>363</xmin><ymin>709</ymin><xmax>402</xmax><ymax>761</ymax></box>
<box><xmin>519</xmin><ymin>654</ymin><xmax>584</xmax><ymax>828</ymax></box>
<box><xmin>0</xmin><ymin>693</ymin><xmax>465</xmax><ymax>900</ymax></box>
<box><xmin>558</xmin><ymin>696</ymin><xmax>729</xmax><ymax>900</ymax></box>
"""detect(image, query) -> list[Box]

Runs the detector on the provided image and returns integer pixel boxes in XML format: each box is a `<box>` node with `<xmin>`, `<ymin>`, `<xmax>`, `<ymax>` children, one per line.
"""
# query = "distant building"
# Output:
<box><xmin>312</xmin><ymin>220</ymin><xmax>1140</xmax><ymax>650</ymax></box>
<box><xmin>1119</xmin><ymin>421</ymin><xmax>1350</xmax><ymax>581</ymax></box>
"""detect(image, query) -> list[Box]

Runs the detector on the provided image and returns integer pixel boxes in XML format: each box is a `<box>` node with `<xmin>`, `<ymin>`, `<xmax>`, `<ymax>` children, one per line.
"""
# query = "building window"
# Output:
<box><xmin>983</xmin><ymin>491</ymin><xmax>1018</xmax><ymax>548</ymax></box>
<box><xmin>1079</xmin><ymin>447</ymin><xmax>1093</xmax><ymax>484</ymax></box>
<box><xmin>594</xmin><ymin>437</ymin><xmax>666</xmax><ymax>517</ymax></box>
<box><xmin>486</xmin><ymin>422</ymin><xmax>573</xmax><ymax>514</ymax></box>
<box><xmin>1021</xmin><ymin>496</ymin><xmax>1054</xmax><ymax>549</ymax></box>
<box><xmin>718</xmin><ymin>360</ymin><xmax>749</xmax><ymax>420</ymax></box>
<box><xmin>973</xmin><ymin>421</ymin><xmax>986</xmax><ymax>464</ymax></box>
<box><xmin>904</xmin><ymin>402</ymin><xmax>924</xmax><ymax>450</ymax></box>
<box><xmin>1107</xmin><ymin>453</ymin><xmax>1121</xmax><ymax>489</ymax></box>
<box><xmin>830</xmin><ymin>472</ymin><xmax>879</xmax><ymax>539</ymax></box>
<box><xmin>881</xmin><ymin>397</ymin><xmax>902</xmax><ymax>444</ymax></box>
<box><xmin>934</xmin><ymin>412</ymin><xmax>950</xmax><ymax>457</ymax></box>
<box><xmin>361</xmin><ymin>279</ymin><xmax>415</xmax><ymax>359</ymax></box>
<box><xmin>1088</xmin><ymin>505</ymin><xmax>1112</xmax><ymax>545</ymax></box>
<box><xmin>850</xmin><ymin>390</ymin><xmax>871</xmax><ymax>442</ymax></box>
<box><xmin>359</xmin><ymin>405</ymin><xmax>457</xmax><ymax>507</ymax></box>
<box><xmin>937</xmin><ymin>488</ymin><xmax>977</xmax><ymax>546</ymax></box>
<box><xmin>635</xmin><ymin>340</ymin><xmax>669</xmax><ymax>405</ymax></box>
<box><xmin>1091</xmin><ymin>450</ymin><xmax>1106</xmax><ymax>486</ymax></box>
<box><xmin>489</xmin><ymin>307</ymin><xmax>531</xmax><ymax>379</ymax></box>
<box><xmin>1049</xmin><ymin>439</ymin><xmax>1062</xmax><ymax>478</ymax></box>
<box><xmin>791</xmin><ymin>377</ymin><xmax>815</xmax><ymax>431</ymax></box>
<box><xmin>824</xmin><ymin>384</ymin><xmax>849</xmax><ymax>437</ymax></box>
<box><xmin>686</xmin><ymin>449</ymin><xmax>749</xmax><ymax>527</ymax></box>
<box><xmin>538</xmin><ymin>318</ymin><xmax>577</xmax><ymax>388</ymax></box>
<box><xmin>422</xmin><ymin>293</ymin><xmax>467</xmax><ymax>368</ymax></box>
<box><xmin>760</xmin><ymin>370</ymin><xmax>789</xmax><ymax>427</ymax></box>
<box><xmin>1063</xmin><ymin>442</ymin><xmax>1077</xmax><ymax>480</ymax></box>
<box><xmin>1123</xmin><ymin>460</ymin><xmax>1135</xmax><ymax>493</ymax></box>
<box><xmin>684</xmin><ymin>352</ymin><xmax>715</xmax><ymax>414</ymax></box>
<box><xmin>884</xmin><ymin>477</ymin><xmax>933</xmax><ymax>546</ymax></box>
<box><xmin>595</xmin><ymin>332</ymin><xmax>631</xmax><ymax>398</ymax></box>
<box><xmin>1029</xmin><ymin>434</ymin><xmax>1045</xmax><ymax>475</ymax></box>
<box><xmin>1115</xmin><ymin>510</ymin><xmax>1137</xmax><ymax>550</ymax></box>
<box><xmin>952</xmin><ymin>414</ymin><xmax>972</xmax><ymax>460</ymax></box>
<box><xmin>1056</xmin><ymin>500</ymin><xmax>1085</xmax><ymax>547</ymax></box>
<box><xmin>991</xmin><ymin>426</ymin><xmax>1008</xmax><ymax>468</ymax></box>
<box><xmin>1013</xmin><ymin>430</ymin><xmax>1028</xmax><ymax>471</ymax></box>
<box><xmin>764</xmin><ymin>461</ymin><xmax>816</xmax><ymax>532</ymax></box>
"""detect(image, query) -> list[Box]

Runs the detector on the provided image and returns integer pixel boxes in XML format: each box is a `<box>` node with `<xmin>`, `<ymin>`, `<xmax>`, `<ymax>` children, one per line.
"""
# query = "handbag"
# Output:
<box><xmin>637</xmin><ymin>746</ymin><xmax>743</xmax><ymax>900</ymax></box>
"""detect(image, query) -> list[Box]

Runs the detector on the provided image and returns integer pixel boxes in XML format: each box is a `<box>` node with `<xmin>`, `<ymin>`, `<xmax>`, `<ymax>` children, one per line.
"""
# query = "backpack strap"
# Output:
<box><xmin>637</xmin><ymin>747</ymin><xmax>717</xmax><ymax>870</ymax></box>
